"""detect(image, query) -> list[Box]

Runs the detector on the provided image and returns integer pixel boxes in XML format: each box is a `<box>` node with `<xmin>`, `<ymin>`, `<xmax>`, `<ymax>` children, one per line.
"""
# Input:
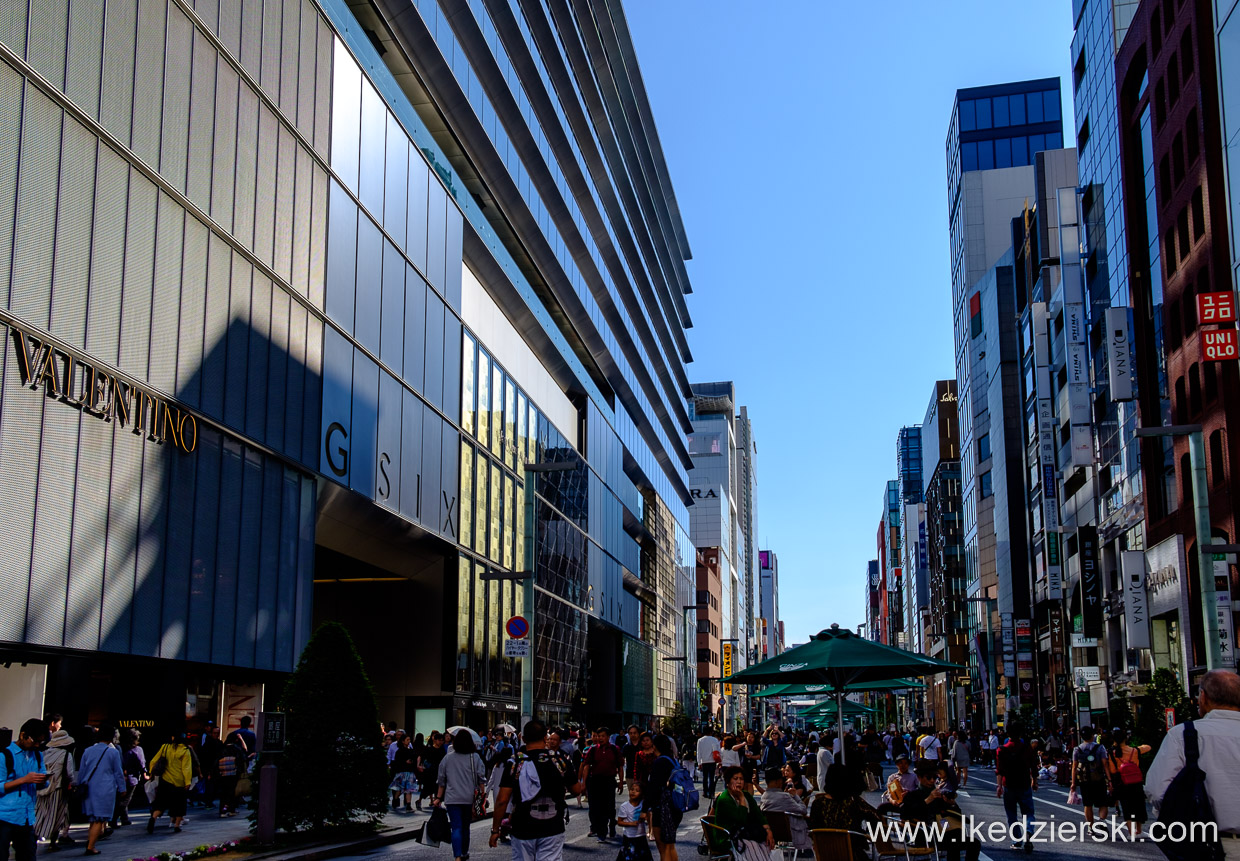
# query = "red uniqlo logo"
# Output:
<box><xmin>1203</xmin><ymin>329</ymin><xmax>1239</xmax><ymax>361</ymax></box>
<box><xmin>1198</xmin><ymin>292</ymin><xmax>1237</xmax><ymax>323</ymax></box>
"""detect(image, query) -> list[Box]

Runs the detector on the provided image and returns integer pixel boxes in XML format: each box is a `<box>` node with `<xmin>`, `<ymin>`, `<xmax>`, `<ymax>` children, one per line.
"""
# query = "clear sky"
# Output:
<box><xmin>623</xmin><ymin>1</ymin><xmax>1076</xmax><ymax>648</ymax></box>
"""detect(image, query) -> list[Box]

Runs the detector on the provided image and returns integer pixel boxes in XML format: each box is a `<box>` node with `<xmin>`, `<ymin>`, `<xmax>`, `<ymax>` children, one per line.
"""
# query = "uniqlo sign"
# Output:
<box><xmin>1198</xmin><ymin>292</ymin><xmax>1237</xmax><ymax>323</ymax></box>
<box><xmin>1203</xmin><ymin>329</ymin><xmax>1239</xmax><ymax>361</ymax></box>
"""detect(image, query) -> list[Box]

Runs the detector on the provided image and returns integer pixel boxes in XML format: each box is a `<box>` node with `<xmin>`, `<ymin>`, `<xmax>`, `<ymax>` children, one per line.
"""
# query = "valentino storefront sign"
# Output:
<box><xmin>7</xmin><ymin>322</ymin><xmax>198</xmax><ymax>454</ymax></box>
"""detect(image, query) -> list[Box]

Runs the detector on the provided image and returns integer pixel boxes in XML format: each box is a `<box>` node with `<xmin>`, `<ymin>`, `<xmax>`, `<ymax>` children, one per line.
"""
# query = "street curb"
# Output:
<box><xmin>247</xmin><ymin>823</ymin><xmax>425</xmax><ymax>861</ymax></box>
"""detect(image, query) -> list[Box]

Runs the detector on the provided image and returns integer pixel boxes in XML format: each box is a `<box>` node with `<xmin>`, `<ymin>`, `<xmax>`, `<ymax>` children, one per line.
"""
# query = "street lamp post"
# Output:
<box><xmin>1135</xmin><ymin>425</ymin><xmax>1224</xmax><ymax>671</ymax></box>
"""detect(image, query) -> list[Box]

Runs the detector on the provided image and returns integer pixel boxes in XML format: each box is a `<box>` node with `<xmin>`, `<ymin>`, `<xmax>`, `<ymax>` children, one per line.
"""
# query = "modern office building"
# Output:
<box><xmin>758</xmin><ymin>550</ymin><xmax>780</xmax><ymax>660</ymax></box>
<box><xmin>0</xmin><ymin>0</ymin><xmax>699</xmax><ymax>735</ymax></box>
<box><xmin>687</xmin><ymin>381</ymin><xmax>759</xmax><ymax>727</ymax></box>
<box><xmin>1117</xmin><ymin>0</ymin><xmax>1240</xmax><ymax>684</ymax></box>
<box><xmin>896</xmin><ymin>426</ymin><xmax>928</xmax><ymax>707</ymax></box>
<box><xmin>946</xmin><ymin>79</ymin><xmax>1064</xmax><ymax>727</ymax></box>
<box><xmin>695</xmin><ymin>546</ymin><xmax>724</xmax><ymax>722</ymax></box>
<box><xmin>878</xmin><ymin>480</ymin><xmax>903</xmax><ymax>648</ymax></box>
<box><xmin>922</xmin><ymin>380</ymin><xmax>965</xmax><ymax>729</ymax></box>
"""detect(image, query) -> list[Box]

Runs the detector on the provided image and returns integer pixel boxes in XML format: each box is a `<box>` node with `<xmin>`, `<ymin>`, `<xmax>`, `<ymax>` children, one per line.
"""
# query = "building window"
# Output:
<box><xmin>970</xmin><ymin>292</ymin><xmax>983</xmax><ymax>337</ymax></box>
<box><xmin>1190</xmin><ymin>364</ymin><xmax>1202</xmax><ymax>415</ymax></box>
<box><xmin>977</xmin><ymin>434</ymin><xmax>991</xmax><ymax>463</ymax></box>
<box><xmin>1192</xmin><ymin>187</ymin><xmax>1205</xmax><ymax>240</ymax></box>
<box><xmin>980</xmin><ymin>471</ymin><xmax>993</xmax><ymax>499</ymax></box>
<box><xmin>1182</xmin><ymin>30</ymin><xmax>1195</xmax><ymax>80</ymax></box>
<box><xmin>1181</xmin><ymin>452</ymin><xmax>1193</xmax><ymax>507</ymax></box>
<box><xmin>1187</xmin><ymin>108</ymin><xmax>1199</xmax><ymax>160</ymax></box>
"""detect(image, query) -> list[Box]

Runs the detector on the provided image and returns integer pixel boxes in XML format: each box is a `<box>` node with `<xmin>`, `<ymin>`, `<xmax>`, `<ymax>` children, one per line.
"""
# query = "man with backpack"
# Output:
<box><xmin>489</xmin><ymin>719</ymin><xmax>584</xmax><ymax>861</ymax></box>
<box><xmin>579</xmin><ymin>727</ymin><xmax>623</xmax><ymax>842</ymax></box>
<box><xmin>1070</xmin><ymin>726</ymin><xmax>1111</xmax><ymax>825</ymax></box>
<box><xmin>0</xmin><ymin>719</ymin><xmax>49</xmax><ymax>861</ymax></box>
<box><xmin>1146</xmin><ymin>670</ymin><xmax>1240</xmax><ymax>859</ymax></box>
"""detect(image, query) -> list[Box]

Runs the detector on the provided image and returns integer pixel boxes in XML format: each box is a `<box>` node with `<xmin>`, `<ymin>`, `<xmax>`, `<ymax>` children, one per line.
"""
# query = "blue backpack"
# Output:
<box><xmin>663</xmin><ymin>756</ymin><xmax>699</xmax><ymax>812</ymax></box>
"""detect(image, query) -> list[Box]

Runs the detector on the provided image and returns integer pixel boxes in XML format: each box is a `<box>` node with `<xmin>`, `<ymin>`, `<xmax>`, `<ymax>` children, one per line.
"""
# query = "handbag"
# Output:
<box><xmin>144</xmin><ymin>777</ymin><xmax>160</xmax><ymax>803</ymax></box>
<box><xmin>863</xmin><ymin>770</ymin><xmax>879</xmax><ymax>793</ymax></box>
<box><xmin>150</xmin><ymin>745</ymin><xmax>169</xmax><ymax>778</ymax></box>
<box><xmin>74</xmin><ymin>749</ymin><xmax>105</xmax><ymax>802</ymax></box>
<box><xmin>235</xmin><ymin>774</ymin><xmax>253</xmax><ymax>797</ymax></box>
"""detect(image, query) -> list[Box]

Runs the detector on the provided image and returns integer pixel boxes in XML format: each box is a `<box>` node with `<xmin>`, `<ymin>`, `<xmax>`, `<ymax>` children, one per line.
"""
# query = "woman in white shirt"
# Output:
<box><xmin>718</xmin><ymin>734</ymin><xmax>741</xmax><ymax>768</ymax></box>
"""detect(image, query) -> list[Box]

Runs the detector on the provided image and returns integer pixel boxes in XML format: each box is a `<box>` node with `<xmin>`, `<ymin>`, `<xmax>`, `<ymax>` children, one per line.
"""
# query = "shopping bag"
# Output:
<box><xmin>144</xmin><ymin>778</ymin><xmax>160</xmax><ymax>803</ymax></box>
<box><xmin>1067</xmin><ymin>787</ymin><xmax>1081</xmax><ymax>805</ymax></box>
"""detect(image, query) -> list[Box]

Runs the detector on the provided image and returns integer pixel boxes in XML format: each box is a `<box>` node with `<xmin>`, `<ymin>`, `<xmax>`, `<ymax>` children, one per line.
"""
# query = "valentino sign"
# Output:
<box><xmin>8</xmin><ymin>324</ymin><xmax>198</xmax><ymax>454</ymax></box>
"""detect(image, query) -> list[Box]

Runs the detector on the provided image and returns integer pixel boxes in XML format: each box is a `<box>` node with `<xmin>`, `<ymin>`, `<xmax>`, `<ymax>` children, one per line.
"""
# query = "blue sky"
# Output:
<box><xmin>623</xmin><ymin>1</ymin><xmax>1075</xmax><ymax>647</ymax></box>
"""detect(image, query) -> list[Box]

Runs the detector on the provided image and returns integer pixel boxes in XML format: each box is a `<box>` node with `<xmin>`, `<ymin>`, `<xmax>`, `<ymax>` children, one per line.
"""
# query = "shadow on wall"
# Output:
<box><xmin>0</xmin><ymin>313</ymin><xmax>321</xmax><ymax>722</ymax></box>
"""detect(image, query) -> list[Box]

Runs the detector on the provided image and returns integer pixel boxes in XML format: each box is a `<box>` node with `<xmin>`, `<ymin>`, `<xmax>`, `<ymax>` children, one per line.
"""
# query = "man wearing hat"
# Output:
<box><xmin>891</xmin><ymin>754</ymin><xmax>919</xmax><ymax>794</ymax></box>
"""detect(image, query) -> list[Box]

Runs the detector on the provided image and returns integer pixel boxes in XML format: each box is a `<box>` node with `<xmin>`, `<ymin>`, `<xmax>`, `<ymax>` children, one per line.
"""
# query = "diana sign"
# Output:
<box><xmin>1105</xmin><ymin>307</ymin><xmax>1134</xmax><ymax>401</ymax></box>
<box><xmin>8</xmin><ymin>323</ymin><xmax>198</xmax><ymax>453</ymax></box>
<box><xmin>1121</xmin><ymin>550</ymin><xmax>1151</xmax><ymax>649</ymax></box>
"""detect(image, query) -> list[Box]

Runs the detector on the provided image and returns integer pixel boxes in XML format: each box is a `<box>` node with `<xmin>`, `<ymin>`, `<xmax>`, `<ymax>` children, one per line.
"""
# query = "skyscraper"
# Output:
<box><xmin>0</xmin><ymin>0</ymin><xmax>699</xmax><ymax>733</ymax></box>
<box><xmin>946</xmin><ymin>79</ymin><xmax>1064</xmax><ymax>726</ymax></box>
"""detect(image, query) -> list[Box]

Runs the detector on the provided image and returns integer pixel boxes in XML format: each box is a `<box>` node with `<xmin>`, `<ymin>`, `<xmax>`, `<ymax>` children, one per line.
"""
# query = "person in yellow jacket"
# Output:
<box><xmin>146</xmin><ymin>734</ymin><xmax>197</xmax><ymax>834</ymax></box>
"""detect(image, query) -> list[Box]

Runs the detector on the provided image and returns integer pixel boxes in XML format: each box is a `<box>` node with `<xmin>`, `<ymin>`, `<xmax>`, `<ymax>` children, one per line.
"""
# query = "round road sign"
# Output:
<box><xmin>505</xmin><ymin>616</ymin><xmax>529</xmax><ymax>639</ymax></box>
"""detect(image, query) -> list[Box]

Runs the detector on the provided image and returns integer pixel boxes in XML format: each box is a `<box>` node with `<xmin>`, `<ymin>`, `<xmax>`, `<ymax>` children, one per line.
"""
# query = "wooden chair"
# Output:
<box><xmin>765</xmin><ymin>810</ymin><xmax>806</xmax><ymax>860</ymax></box>
<box><xmin>810</xmin><ymin>827</ymin><xmax>874</xmax><ymax>861</ymax></box>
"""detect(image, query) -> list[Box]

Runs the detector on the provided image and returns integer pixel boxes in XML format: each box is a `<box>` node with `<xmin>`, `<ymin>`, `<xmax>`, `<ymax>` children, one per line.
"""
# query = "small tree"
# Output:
<box><xmin>663</xmin><ymin>701</ymin><xmax>694</xmax><ymax>741</ymax></box>
<box><xmin>273</xmin><ymin>622</ymin><xmax>389</xmax><ymax>833</ymax></box>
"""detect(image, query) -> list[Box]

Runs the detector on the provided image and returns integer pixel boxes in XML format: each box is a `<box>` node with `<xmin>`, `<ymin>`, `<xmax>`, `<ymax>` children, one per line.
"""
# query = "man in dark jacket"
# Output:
<box><xmin>579</xmin><ymin>728</ymin><xmax>623</xmax><ymax>842</ymax></box>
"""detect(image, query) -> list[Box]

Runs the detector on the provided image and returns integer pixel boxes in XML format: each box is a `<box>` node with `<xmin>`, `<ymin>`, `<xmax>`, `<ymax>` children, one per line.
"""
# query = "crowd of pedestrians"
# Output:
<box><xmin>0</xmin><ymin>713</ymin><xmax>262</xmax><ymax>861</ymax></box>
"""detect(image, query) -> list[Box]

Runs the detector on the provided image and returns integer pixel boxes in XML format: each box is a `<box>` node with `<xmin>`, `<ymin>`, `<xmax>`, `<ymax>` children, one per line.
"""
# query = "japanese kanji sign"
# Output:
<box><xmin>1198</xmin><ymin>292</ymin><xmax>1237</xmax><ymax>324</ymax></box>
<box><xmin>1079</xmin><ymin>525</ymin><xmax>1103</xmax><ymax>638</ymax></box>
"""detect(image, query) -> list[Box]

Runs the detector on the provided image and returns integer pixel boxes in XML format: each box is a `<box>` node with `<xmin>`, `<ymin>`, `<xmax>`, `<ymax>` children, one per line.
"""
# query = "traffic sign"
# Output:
<box><xmin>504</xmin><ymin>639</ymin><xmax>530</xmax><ymax>657</ymax></box>
<box><xmin>505</xmin><ymin>616</ymin><xmax>529</xmax><ymax>638</ymax></box>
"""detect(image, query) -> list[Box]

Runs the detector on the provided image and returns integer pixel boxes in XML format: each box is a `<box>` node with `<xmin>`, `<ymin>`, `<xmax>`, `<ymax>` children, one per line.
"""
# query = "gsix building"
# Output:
<box><xmin>0</xmin><ymin>0</ymin><xmax>698</xmax><ymax>736</ymax></box>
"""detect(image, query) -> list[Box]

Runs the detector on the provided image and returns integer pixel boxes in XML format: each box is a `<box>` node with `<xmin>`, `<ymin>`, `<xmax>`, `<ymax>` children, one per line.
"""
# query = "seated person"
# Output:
<box><xmin>879</xmin><ymin>764</ymin><xmax>979</xmax><ymax>861</ymax></box>
<box><xmin>713</xmin><ymin>765</ymin><xmax>775</xmax><ymax>861</ymax></box>
<box><xmin>757</xmin><ymin>769</ymin><xmax>810</xmax><ymax>852</ymax></box>
<box><xmin>882</xmin><ymin>754</ymin><xmax>919</xmax><ymax>803</ymax></box>
<box><xmin>936</xmin><ymin>761</ymin><xmax>960</xmax><ymax>794</ymax></box>
<box><xmin>809</xmin><ymin>764</ymin><xmax>880</xmax><ymax>861</ymax></box>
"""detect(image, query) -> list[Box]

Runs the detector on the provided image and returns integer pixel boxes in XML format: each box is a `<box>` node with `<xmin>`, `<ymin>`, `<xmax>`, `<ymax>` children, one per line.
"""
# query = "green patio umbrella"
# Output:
<box><xmin>799</xmin><ymin>698</ymin><xmax>874</xmax><ymax>717</ymax></box>
<box><xmin>722</xmin><ymin>623</ymin><xmax>963</xmax><ymax>763</ymax></box>
<box><xmin>751</xmin><ymin>679</ymin><xmax>925</xmax><ymax>698</ymax></box>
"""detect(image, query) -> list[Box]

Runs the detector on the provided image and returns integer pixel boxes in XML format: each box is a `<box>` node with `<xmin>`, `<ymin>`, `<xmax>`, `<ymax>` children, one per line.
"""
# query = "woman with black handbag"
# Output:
<box><xmin>78</xmin><ymin>724</ymin><xmax>125</xmax><ymax>856</ymax></box>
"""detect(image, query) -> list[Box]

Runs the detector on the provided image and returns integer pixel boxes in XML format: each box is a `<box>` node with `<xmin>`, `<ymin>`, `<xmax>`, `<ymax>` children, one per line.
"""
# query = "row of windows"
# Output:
<box><xmin>1153</xmin><ymin>27</ymin><xmax>1197</xmax><ymax>130</ymax></box>
<box><xmin>696</xmin><ymin>649</ymin><xmax>719</xmax><ymax>666</ymax></box>
<box><xmin>455</xmin><ymin>556</ymin><xmax>525</xmax><ymax>696</ymax></box>
<box><xmin>959</xmin><ymin>90</ymin><xmax>1061</xmax><ymax>133</ymax></box>
<box><xmin>1158</xmin><ymin>108</ymin><xmax>1200</xmax><ymax>201</ymax></box>
<box><xmin>695</xmin><ymin>589</ymin><xmax>719</xmax><ymax>610</ymax></box>
<box><xmin>696</xmin><ymin>619</ymin><xmax>719</xmax><ymax>637</ymax></box>
<box><xmin>1164</xmin><ymin>186</ymin><xmax>1207</xmax><ymax>276</ymax></box>
<box><xmin>961</xmin><ymin>133</ymin><xmax>1065</xmax><ymax>172</ymax></box>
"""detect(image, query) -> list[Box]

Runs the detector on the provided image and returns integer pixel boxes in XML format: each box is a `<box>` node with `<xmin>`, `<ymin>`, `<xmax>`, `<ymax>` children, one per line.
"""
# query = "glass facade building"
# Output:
<box><xmin>0</xmin><ymin>0</ymin><xmax>698</xmax><ymax>735</ymax></box>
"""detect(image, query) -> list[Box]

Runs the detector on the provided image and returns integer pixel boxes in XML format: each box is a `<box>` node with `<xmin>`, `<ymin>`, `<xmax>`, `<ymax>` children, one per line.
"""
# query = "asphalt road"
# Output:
<box><xmin>334</xmin><ymin>765</ymin><xmax>1166</xmax><ymax>861</ymax></box>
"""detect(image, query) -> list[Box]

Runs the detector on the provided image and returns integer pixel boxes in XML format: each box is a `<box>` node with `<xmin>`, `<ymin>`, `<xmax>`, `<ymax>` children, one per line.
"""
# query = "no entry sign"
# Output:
<box><xmin>505</xmin><ymin>616</ymin><xmax>529</xmax><ymax>639</ymax></box>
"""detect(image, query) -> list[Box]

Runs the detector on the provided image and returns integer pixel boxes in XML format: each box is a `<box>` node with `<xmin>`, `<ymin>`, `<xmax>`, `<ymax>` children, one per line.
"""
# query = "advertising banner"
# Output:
<box><xmin>1105</xmin><ymin>306</ymin><xmax>1134</xmax><ymax>400</ymax></box>
<box><xmin>1078</xmin><ymin>526</ymin><xmax>1103</xmax><ymax>638</ymax></box>
<box><xmin>1121</xmin><ymin>550</ymin><xmax>1151</xmax><ymax>649</ymax></box>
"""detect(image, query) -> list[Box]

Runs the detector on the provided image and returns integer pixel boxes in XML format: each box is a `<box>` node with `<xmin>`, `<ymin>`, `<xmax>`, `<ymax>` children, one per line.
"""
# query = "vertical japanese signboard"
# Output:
<box><xmin>1032</xmin><ymin>304</ymin><xmax>1062</xmax><ymax>598</ymax></box>
<box><xmin>1213</xmin><ymin>554</ymin><xmax>1235</xmax><ymax>667</ymax></box>
<box><xmin>722</xmin><ymin>643</ymin><xmax>733</xmax><ymax>696</ymax></box>
<box><xmin>1079</xmin><ymin>526</ymin><xmax>1103</xmax><ymax>638</ymax></box>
